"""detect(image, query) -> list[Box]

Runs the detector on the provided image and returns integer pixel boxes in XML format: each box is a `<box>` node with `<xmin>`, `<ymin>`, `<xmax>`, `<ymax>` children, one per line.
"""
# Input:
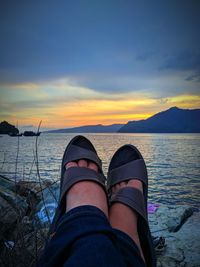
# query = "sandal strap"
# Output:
<box><xmin>60</xmin><ymin>167</ymin><xmax>106</xmax><ymax>203</ymax></box>
<box><xmin>63</xmin><ymin>144</ymin><xmax>102</xmax><ymax>169</ymax></box>
<box><xmin>110</xmin><ymin>187</ymin><xmax>147</xmax><ymax>221</ymax></box>
<box><xmin>107</xmin><ymin>159</ymin><xmax>148</xmax><ymax>191</ymax></box>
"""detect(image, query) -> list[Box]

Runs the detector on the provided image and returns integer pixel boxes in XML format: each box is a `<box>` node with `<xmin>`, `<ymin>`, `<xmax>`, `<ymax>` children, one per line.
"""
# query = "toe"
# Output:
<box><xmin>88</xmin><ymin>162</ymin><xmax>98</xmax><ymax>172</ymax></box>
<box><xmin>65</xmin><ymin>162</ymin><xmax>78</xmax><ymax>169</ymax></box>
<box><xmin>115</xmin><ymin>184</ymin><xmax>121</xmax><ymax>191</ymax></box>
<box><xmin>78</xmin><ymin>159</ymin><xmax>88</xmax><ymax>168</ymax></box>
<box><xmin>119</xmin><ymin>181</ymin><xmax>127</xmax><ymax>187</ymax></box>
<box><xmin>112</xmin><ymin>182</ymin><xmax>127</xmax><ymax>193</ymax></box>
<box><xmin>128</xmin><ymin>179</ymin><xmax>143</xmax><ymax>192</ymax></box>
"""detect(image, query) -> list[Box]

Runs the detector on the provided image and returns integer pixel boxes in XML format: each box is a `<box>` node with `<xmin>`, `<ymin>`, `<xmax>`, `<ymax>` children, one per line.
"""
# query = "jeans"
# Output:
<box><xmin>38</xmin><ymin>206</ymin><xmax>145</xmax><ymax>267</ymax></box>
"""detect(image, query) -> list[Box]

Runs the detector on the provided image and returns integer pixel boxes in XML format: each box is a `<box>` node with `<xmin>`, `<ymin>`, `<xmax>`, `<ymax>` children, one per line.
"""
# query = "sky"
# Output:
<box><xmin>0</xmin><ymin>0</ymin><xmax>200</xmax><ymax>130</ymax></box>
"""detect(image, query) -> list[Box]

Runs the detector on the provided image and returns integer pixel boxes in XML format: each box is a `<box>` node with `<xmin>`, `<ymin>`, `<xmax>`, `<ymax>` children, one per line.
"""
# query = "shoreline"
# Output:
<box><xmin>0</xmin><ymin>175</ymin><xmax>200</xmax><ymax>266</ymax></box>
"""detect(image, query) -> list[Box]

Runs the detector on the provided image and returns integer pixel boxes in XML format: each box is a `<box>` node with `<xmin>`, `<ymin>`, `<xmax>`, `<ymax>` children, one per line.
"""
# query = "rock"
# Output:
<box><xmin>149</xmin><ymin>205</ymin><xmax>200</xmax><ymax>267</ymax></box>
<box><xmin>0</xmin><ymin>195</ymin><xmax>19</xmax><ymax>240</ymax></box>
<box><xmin>16</xmin><ymin>179</ymin><xmax>53</xmax><ymax>197</ymax></box>
<box><xmin>0</xmin><ymin>175</ymin><xmax>16</xmax><ymax>191</ymax></box>
<box><xmin>16</xmin><ymin>180</ymin><xmax>46</xmax><ymax>213</ymax></box>
<box><xmin>0</xmin><ymin>176</ymin><xmax>52</xmax><ymax>266</ymax></box>
<box><xmin>166</xmin><ymin>205</ymin><xmax>193</xmax><ymax>232</ymax></box>
<box><xmin>149</xmin><ymin>204</ymin><xmax>193</xmax><ymax>235</ymax></box>
<box><xmin>0</xmin><ymin>186</ymin><xmax>28</xmax><ymax>240</ymax></box>
<box><xmin>0</xmin><ymin>185</ymin><xmax>28</xmax><ymax>211</ymax></box>
<box><xmin>175</xmin><ymin>212</ymin><xmax>200</xmax><ymax>267</ymax></box>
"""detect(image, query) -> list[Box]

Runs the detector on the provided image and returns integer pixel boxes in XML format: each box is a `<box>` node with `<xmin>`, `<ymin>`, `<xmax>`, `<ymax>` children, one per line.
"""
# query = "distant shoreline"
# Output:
<box><xmin>44</xmin><ymin>107</ymin><xmax>200</xmax><ymax>134</ymax></box>
<box><xmin>42</xmin><ymin>132</ymin><xmax>200</xmax><ymax>134</ymax></box>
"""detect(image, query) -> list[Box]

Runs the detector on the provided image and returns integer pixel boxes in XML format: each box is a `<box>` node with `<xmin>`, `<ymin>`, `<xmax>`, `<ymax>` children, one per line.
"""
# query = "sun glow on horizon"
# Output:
<box><xmin>1</xmin><ymin>80</ymin><xmax>200</xmax><ymax>129</ymax></box>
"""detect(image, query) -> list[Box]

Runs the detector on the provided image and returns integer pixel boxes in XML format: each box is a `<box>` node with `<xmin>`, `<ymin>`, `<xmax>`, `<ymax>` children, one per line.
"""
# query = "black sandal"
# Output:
<box><xmin>107</xmin><ymin>144</ymin><xmax>156</xmax><ymax>267</ymax></box>
<box><xmin>48</xmin><ymin>135</ymin><xmax>107</xmax><ymax>237</ymax></box>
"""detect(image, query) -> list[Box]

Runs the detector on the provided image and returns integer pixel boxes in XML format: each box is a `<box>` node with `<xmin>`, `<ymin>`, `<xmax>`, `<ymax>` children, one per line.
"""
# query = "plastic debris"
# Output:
<box><xmin>148</xmin><ymin>203</ymin><xmax>160</xmax><ymax>213</ymax></box>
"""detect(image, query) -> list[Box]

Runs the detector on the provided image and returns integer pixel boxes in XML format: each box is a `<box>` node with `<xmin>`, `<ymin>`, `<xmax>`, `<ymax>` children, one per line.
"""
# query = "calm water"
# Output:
<box><xmin>0</xmin><ymin>133</ymin><xmax>200</xmax><ymax>208</ymax></box>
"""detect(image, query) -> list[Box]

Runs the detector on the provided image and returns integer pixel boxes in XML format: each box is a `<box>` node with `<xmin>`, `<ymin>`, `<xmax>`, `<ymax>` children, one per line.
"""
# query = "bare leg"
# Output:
<box><xmin>109</xmin><ymin>179</ymin><xmax>145</xmax><ymax>263</ymax></box>
<box><xmin>65</xmin><ymin>159</ymin><xmax>108</xmax><ymax>217</ymax></box>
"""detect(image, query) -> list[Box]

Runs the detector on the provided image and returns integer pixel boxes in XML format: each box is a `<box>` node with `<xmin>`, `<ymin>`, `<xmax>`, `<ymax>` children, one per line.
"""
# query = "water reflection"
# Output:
<box><xmin>0</xmin><ymin>133</ymin><xmax>200</xmax><ymax>208</ymax></box>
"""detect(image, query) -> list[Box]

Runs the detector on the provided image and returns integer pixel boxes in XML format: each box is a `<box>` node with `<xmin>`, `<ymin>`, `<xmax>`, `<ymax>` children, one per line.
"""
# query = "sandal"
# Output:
<box><xmin>107</xmin><ymin>144</ymin><xmax>156</xmax><ymax>267</ymax></box>
<box><xmin>49</xmin><ymin>135</ymin><xmax>107</xmax><ymax>236</ymax></box>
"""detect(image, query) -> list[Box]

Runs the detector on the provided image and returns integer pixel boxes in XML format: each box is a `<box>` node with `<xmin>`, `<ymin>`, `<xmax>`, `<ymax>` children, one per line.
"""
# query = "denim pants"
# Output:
<box><xmin>38</xmin><ymin>205</ymin><xmax>145</xmax><ymax>267</ymax></box>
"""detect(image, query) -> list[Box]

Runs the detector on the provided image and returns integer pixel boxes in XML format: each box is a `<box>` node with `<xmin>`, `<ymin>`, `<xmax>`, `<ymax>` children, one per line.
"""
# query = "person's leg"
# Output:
<box><xmin>107</xmin><ymin>144</ymin><xmax>156</xmax><ymax>267</ymax></box>
<box><xmin>109</xmin><ymin>180</ymin><xmax>146</xmax><ymax>267</ymax></box>
<box><xmin>65</xmin><ymin>160</ymin><xmax>108</xmax><ymax>216</ymax></box>
<box><xmin>38</xmin><ymin>160</ymin><xmax>126</xmax><ymax>267</ymax></box>
<box><xmin>109</xmin><ymin>180</ymin><xmax>145</xmax><ymax>262</ymax></box>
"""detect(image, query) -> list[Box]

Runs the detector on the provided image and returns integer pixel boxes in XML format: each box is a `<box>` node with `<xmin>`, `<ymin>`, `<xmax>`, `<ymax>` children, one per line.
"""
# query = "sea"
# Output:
<box><xmin>0</xmin><ymin>133</ymin><xmax>200</xmax><ymax>209</ymax></box>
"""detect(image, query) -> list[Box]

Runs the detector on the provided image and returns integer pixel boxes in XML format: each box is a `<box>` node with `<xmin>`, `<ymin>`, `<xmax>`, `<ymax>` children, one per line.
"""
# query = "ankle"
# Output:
<box><xmin>66</xmin><ymin>181</ymin><xmax>108</xmax><ymax>217</ymax></box>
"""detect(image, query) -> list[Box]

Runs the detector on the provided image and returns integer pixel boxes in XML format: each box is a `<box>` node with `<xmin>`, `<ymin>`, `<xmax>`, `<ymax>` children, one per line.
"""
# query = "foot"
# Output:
<box><xmin>109</xmin><ymin>179</ymin><xmax>145</xmax><ymax>263</ymax></box>
<box><xmin>65</xmin><ymin>160</ymin><xmax>108</xmax><ymax>217</ymax></box>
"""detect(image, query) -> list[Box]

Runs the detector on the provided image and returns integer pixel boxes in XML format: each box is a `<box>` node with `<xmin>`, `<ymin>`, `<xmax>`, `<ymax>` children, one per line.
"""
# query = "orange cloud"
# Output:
<box><xmin>1</xmin><ymin>79</ymin><xmax>200</xmax><ymax>128</ymax></box>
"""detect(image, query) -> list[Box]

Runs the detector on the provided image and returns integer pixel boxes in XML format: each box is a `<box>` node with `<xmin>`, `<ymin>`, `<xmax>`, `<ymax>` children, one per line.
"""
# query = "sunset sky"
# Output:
<box><xmin>0</xmin><ymin>0</ymin><xmax>200</xmax><ymax>130</ymax></box>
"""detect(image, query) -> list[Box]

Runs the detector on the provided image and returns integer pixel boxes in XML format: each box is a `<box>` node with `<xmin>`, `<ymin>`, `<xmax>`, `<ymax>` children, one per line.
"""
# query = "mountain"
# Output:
<box><xmin>0</xmin><ymin>121</ymin><xmax>19</xmax><ymax>135</ymax></box>
<box><xmin>118</xmin><ymin>107</ymin><xmax>200</xmax><ymax>133</ymax></box>
<box><xmin>44</xmin><ymin>107</ymin><xmax>200</xmax><ymax>134</ymax></box>
<box><xmin>46</xmin><ymin>124</ymin><xmax>124</xmax><ymax>133</ymax></box>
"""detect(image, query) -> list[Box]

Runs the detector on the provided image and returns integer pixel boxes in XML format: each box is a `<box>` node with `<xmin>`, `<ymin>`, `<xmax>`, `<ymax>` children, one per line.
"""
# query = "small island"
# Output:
<box><xmin>0</xmin><ymin>121</ymin><xmax>19</xmax><ymax>135</ymax></box>
<box><xmin>0</xmin><ymin>121</ymin><xmax>40</xmax><ymax>137</ymax></box>
<box><xmin>23</xmin><ymin>131</ymin><xmax>40</xmax><ymax>136</ymax></box>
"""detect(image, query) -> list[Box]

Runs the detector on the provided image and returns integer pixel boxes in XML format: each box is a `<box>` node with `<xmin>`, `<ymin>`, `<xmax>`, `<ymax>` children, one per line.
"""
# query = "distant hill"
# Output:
<box><xmin>118</xmin><ymin>107</ymin><xmax>200</xmax><ymax>133</ymax></box>
<box><xmin>0</xmin><ymin>121</ymin><xmax>19</xmax><ymax>134</ymax></box>
<box><xmin>46</xmin><ymin>124</ymin><xmax>124</xmax><ymax>133</ymax></box>
<box><xmin>43</xmin><ymin>107</ymin><xmax>200</xmax><ymax>134</ymax></box>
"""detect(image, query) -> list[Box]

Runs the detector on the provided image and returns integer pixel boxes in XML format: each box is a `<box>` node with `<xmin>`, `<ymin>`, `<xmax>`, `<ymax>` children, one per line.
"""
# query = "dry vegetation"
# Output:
<box><xmin>0</xmin><ymin>122</ymin><xmax>58</xmax><ymax>267</ymax></box>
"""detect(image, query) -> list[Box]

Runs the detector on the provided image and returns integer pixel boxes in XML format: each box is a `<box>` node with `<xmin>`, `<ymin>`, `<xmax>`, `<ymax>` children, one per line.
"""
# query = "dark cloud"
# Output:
<box><xmin>185</xmin><ymin>72</ymin><xmax>200</xmax><ymax>83</ymax></box>
<box><xmin>70</xmin><ymin>75</ymin><xmax>143</xmax><ymax>94</ymax></box>
<box><xmin>0</xmin><ymin>0</ymin><xmax>200</xmax><ymax>96</ymax></box>
<box><xmin>160</xmin><ymin>51</ymin><xmax>200</xmax><ymax>72</ymax></box>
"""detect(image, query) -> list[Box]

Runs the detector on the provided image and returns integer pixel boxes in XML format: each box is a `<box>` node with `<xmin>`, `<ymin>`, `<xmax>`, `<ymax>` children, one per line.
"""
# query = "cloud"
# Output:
<box><xmin>1</xmin><ymin>70</ymin><xmax>200</xmax><ymax>116</ymax></box>
<box><xmin>135</xmin><ymin>52</ymin><xmax>155</xmax><ymax>62</ymax></box>
<box><xmin>185</xmin><ymin>72</ymin><xmax>200</xmax><ymax>83</ymax></box>
<box><xmin>159</xmin><ymin>51</ymin><xmax>200</xmax><ymax>73</ymax></box>
<box><xmin>155</xmin><ymin>98</ymin><xmax>169</xmax><ymax>105</ymax></box>
<box><xmin>65</xmin><ymin>68</ymin><xmax>200</xmax><ymax>96</ymax></box>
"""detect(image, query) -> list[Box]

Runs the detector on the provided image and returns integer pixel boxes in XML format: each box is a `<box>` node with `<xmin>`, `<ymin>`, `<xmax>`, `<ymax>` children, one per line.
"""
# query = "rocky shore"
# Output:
<box><xmin>149</xmin><ymin>205</ymin><xmax>200</xmax><ymax>267</ymax></box>
<box><xmin>0</xmin><ymin>174</ymin><xmax>199</xmax><ymax>267</ymax></box>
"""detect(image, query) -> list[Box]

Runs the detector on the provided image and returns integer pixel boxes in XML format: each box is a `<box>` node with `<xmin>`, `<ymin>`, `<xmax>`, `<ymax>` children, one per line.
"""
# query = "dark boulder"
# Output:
<box><xmin>0</xmin><ymin>186</ymin><xmax>28</xmax><ymax>240</ymax></box>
